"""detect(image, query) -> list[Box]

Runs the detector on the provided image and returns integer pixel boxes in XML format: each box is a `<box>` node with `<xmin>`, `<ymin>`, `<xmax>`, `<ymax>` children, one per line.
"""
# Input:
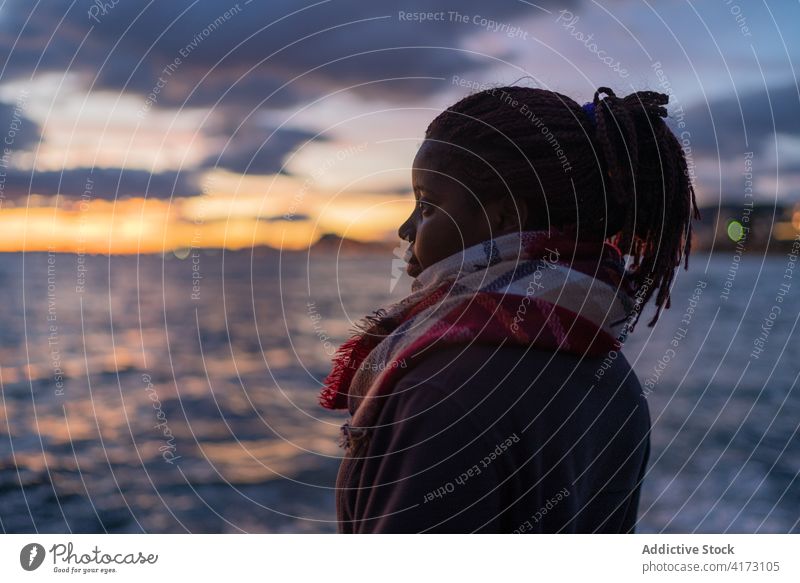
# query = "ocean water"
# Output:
<box><xmin>0</xmin><ymin>248</ymin><xmax>797</xmax><ymax>533</ymax></box>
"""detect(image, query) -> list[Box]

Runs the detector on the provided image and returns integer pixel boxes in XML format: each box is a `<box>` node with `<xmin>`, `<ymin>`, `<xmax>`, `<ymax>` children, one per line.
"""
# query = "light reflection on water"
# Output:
<box><xmin>0</xmin><ymin>249</ymin><xmax>797</xmax><ymax>532</ymax></box>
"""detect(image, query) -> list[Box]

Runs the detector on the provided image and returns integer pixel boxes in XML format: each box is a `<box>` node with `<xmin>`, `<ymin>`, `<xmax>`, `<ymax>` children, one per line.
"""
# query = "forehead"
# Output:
<box><xmin>411</xmin><ymin>140</ymin><xmax>455</xmax><ymax>183</ymax></box>
<box><xmin>415</xmin><ymin>139</ymin><xmax>456</xmax><ymax>166</ymax></box>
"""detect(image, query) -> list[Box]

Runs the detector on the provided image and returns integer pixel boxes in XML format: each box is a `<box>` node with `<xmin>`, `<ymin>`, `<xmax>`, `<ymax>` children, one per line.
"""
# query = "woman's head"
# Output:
<box><xmin>400</xmin><ymin>139</ymin><xmax>529</xmax><ymax>278</ymax></box>
<box><xmin>398</xmin><ymin>84</ymin><xmax>700</xmax><ymax>329</ymax></box>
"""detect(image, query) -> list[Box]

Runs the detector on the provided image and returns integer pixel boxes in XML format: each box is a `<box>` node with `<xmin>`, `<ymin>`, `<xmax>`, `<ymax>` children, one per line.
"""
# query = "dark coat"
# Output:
<box><xmin>335</xmin><ymin>342</ymin><xmax>651</xmax><ymax>533</ymax></box>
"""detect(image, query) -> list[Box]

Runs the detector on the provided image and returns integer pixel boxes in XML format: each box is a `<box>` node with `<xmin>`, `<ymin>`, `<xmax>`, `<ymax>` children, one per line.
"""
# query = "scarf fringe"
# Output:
<box><xmin>319</xmin><ymin>333</ymin><xmax>371</xmax><ymax>409</ymax></box>
<box><xmin>318</xmin><ymin>306</ymin><xmax>396</xmax><ymax>409</ymax></box>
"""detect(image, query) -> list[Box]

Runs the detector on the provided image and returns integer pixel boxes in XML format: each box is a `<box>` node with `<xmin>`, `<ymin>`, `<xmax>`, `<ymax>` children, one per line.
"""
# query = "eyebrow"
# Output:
<box><xmin>413</xmin><ymin>186</ymin><xmax>434</xmax><ymax>200</ymax></box>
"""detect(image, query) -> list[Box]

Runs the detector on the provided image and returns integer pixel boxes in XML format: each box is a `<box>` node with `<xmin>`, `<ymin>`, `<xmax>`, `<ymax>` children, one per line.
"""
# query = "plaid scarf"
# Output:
<box><xmin>319</xmin><ymin>226</ymin><xmax>635</xmax><ymax>450</ymax></box>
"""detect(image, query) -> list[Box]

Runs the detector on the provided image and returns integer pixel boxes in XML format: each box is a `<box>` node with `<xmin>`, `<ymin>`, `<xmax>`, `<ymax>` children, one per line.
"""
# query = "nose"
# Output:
<box><xmin>398</xmin><ymin>211</ymin><xmax>416</xmax><ymax>243</ymax></box>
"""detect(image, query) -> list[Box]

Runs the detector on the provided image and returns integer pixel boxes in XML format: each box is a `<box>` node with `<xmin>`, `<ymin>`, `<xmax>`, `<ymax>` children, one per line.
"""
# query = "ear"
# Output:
<box><xmin>493</xmin><ymin>194</ymin><xmax>528</xmax><ymax>232</ymax></box>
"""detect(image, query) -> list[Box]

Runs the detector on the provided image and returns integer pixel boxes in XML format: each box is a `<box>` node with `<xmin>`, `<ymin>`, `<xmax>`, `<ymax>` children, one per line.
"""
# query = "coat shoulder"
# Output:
<box><xmin>395</xmin><ymin>343</ymin><xmax>644</xmax><ymax>413</ymax></box>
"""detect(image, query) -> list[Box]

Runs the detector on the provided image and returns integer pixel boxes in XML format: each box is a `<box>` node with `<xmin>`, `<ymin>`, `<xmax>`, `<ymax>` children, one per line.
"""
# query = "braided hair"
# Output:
<box><xmin>423</xmin><ymin>85</ymin><xmax>701</xmax><ymax>331</ymax></box>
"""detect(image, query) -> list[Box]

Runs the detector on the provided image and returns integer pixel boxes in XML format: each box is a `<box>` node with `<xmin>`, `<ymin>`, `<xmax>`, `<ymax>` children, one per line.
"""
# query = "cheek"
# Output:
<box><xmin>415</xmin><ymin>209</ymin><xmax>475</xmax><ymax>267</ymax></box>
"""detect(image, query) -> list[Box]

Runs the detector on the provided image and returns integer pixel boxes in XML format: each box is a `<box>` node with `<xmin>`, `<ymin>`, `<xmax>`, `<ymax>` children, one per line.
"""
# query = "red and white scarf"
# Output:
<box><xmin>319</xmin><ymin>227</ymin><xmax>635</xmax><ymax>447</ymax></box>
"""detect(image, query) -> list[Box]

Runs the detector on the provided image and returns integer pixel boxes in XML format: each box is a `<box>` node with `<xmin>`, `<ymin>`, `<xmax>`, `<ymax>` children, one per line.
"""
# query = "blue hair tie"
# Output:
<box><xmin>582</xmin><ymin>101</ymin><xmax>596</xmax><ymax>126</ymax></box>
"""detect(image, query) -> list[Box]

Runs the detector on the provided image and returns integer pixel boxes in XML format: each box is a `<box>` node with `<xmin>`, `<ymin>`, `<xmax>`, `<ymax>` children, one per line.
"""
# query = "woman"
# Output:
<box><xmin>319</xmin><ymin>85</ymin><xmax>700</xmax><ymax>533</ymax></box>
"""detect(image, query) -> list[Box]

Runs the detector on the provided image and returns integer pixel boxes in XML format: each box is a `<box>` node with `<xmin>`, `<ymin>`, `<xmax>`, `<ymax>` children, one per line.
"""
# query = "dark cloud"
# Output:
<box><xmin>0</xmin><ymin>0</ymin><xmax>576</xmax><ymax>107</ymax></box>
<box><xmin>679</xmin><ymin>83</ymin><xmax>800</xmax><ymax>158</ymax></box>
<box><xmin>0</xmin><ymin>0</ymin><xmax>579</xmax><ymax>199</ymax></box>
<box><xmin>0</xmin><ymin>99</ymin><xmax>41</xmax><ymax>152</ymax></box>
<box><xmin>203</xmin><ymin>118</ymin><xmax>325</xmax><ymax>175</ymax></box>
<box><xmin>1</xmin><ymin>167</ymin><xmax>201</xmax><ymax>200</ymax></box>
<box><xmin>260</xmin><ymin>213</ymin><xmax>311</xmax><ymax>222</ymax></box>
<box><xmin>667</xmin><ymin>83</ymin><xmax>800</xmax><ymax>200</ymax></box>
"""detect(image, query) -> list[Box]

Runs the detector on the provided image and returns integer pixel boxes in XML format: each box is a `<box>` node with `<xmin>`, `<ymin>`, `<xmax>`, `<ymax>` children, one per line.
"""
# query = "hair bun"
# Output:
<box><xmin>592</xmin><ymin>86</ymin><xmax>617</xmax><ymax>104</ymax></box>
<box><xmin>593</xmin><ymin>87</ymin><xmax>669</xmax><ymax>119</ymax></box>
<box><xmin>623</xmin><ymin>90</ymin><xmax>669</xmax><ymax>118</ymax></box>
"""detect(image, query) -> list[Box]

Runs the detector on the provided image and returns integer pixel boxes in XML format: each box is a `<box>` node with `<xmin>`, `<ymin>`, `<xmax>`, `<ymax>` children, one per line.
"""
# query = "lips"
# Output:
<box><xmin>404</xmin><ymin>245</ymin><xmax>422</xmax><ymax>277</ymax></box>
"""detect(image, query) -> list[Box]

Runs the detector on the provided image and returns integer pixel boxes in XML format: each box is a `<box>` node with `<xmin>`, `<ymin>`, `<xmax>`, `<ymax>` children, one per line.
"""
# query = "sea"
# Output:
<box><xmin>0</xmin><ymin>247</ymin><xmax>797</xmax><ymax>533</ymax></box>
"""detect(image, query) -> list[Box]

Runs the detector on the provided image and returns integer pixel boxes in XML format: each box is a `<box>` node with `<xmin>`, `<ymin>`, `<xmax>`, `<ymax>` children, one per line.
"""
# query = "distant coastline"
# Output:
<box><xmin>4</xmin><ymin>203</ymin><xmax>798</xmax><ymax>256</ymax></box>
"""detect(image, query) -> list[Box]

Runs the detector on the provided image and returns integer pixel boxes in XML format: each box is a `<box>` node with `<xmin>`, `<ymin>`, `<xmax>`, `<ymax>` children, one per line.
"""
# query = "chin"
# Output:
<box><xmin>406</xmin><ymin>262</ymin><xmax>422</xmax><ymax>278</ymax></box>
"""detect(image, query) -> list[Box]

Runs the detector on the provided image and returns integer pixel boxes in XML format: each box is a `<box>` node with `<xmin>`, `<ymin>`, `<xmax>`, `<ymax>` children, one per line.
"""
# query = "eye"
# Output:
<box><xmin>417</xmin><ymin>199</ymin><xmax>433</xmax><ymax>215</ymax></box>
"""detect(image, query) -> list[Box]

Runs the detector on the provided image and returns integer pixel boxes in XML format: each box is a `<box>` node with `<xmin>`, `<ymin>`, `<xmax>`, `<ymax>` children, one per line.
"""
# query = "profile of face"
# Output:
<box><xmin>398</xmin><ymin>140</ymin><xmax>528</xmax><ymax>277</ymax></box>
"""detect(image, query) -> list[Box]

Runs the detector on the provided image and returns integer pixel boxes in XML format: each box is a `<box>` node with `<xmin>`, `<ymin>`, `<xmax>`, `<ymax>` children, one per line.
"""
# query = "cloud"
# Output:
<box><xmin>1</xmin><ymin>167</ymin><xmax>201</xmax><ymax>199</ymax></box>
<box><xmin>0</xmin><ymin>99</ymin><xmax>41</xmax><ymax>152</ymax></box>
<box><xmin>260</xmin><ymin>213</ymin><xmax>311</xmax><ymax>222</ymax></box>
<box><xmin>671</xmin><ymin>83</ymin><xmax>800</xmax><ymax>201</ymax></box>
<box><xmin>680</xmin><ymin>83</ymin><xmax>800</xmax><ymax>158</ymax></box>
<box><xmin>0</xmin><ymin>0</ymin><xmax>588</xmax><ymax>200</ymax></box>
<box><xmin>0</xmin><ymin>0</ymin><xmax>577</xmax><ymax>106</ymax></box>
<box><xmin>203</xmin><ymin>119</ymin><xmax>325</xmax><ymax>175</ymax></box>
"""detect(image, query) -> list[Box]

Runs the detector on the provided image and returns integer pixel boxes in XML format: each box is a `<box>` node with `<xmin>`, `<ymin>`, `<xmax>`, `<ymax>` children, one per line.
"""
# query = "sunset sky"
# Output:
<box><xmin>0</xmin><ymin>0</ymin><xmax>798</xmax><ymax>253</ymax></box>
